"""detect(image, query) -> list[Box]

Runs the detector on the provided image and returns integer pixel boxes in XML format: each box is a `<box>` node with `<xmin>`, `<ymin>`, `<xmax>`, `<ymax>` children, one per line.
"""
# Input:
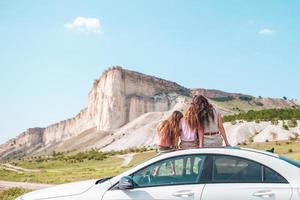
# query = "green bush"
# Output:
<box><xmin>15</xmin><ymin>147</ymin><xmax>154</xmax><ymax>163</ymax></box>
<box><xmin>239</xmin><ymin>95</ymin><xmax>253</xmax><ymax>101</ymax></box>
<box><xmin>0</xmin><ymin>188</ymin><xmax>30</xmax><ymax>200</ymax></box>
<box><xmin>230</xmin><ymin>120</ymin><xmax>237</xmax><ymax>125</ymax></box>
<box><xmin>289</xmin><ymin>136</ymin><xmax>297</xmax><ymax>141</ymax></box>
<box><xmin>223</xmin><ymin>108</ymin><xmax>300</xmax><ymax>122</ymax></box>
<box><xmin>254</xmin><ymin>101</ymin><xmax>264</xmax><ymax>106</ymax></box>
<box><xmin>287</xmin><ymin>119</ymin><xmax>298</xmax><ymax>128</ymax></box>
<box><xmin>283</xmin><ymin>123</ymin><xmax>289</xmax><ymax>130</ymax></box>
<box><xmin>271</xmin><ymin>119</ymin><xmax>279</xmax><ymax>125</ymax></box>
<box><xmin>211</xmin><ymin>96</ymin><xmax>235</xmax><ymax>102</ymax></box>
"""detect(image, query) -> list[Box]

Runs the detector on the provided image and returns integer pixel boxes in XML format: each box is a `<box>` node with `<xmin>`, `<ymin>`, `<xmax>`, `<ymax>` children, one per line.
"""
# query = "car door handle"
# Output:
<box><xmin>253</xmin><ymin>190</ymin><xmax>274</xmax><ymax>198</ymax></box>
<box><xmin>172</xmin><ymin>191</ymin><xmax>194</xmax><ymax>198</ymax></box>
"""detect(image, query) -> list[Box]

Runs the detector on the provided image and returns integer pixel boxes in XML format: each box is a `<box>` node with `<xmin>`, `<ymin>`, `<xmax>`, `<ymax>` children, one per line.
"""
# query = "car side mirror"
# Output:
<box><xmin>118</xmin><ymin>176</ymin><xmax>134</xmax><ymax>190</ymax></box>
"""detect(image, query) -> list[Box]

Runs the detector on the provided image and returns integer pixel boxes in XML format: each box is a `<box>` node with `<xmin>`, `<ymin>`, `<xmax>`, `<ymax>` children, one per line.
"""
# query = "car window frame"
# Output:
<box><xmin>110</xmin><ymin>152</ymin><xmax>289</xmax><ymax>190</ymax></box>
<box><xmin>130</xmin><ymin>154</ymin><xmax>209</xmax><ymax>189</ymax></box>
<box><xmin>263</xmin><ymin>165</ymin><xmax>288</xmax><ymax>184</ymax></box>
<box><xmin>110</xmin><ymin>153</ymin><xmax>210</xmax><ymax>190</ymax></box>
<box><xmin>207</xmin><ymin>154</ymin><xmax>288</xmax><ymax>184</ymax></box>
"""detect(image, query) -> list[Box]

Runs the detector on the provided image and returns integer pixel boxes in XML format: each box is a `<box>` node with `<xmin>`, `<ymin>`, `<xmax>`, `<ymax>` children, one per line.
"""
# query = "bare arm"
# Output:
<box><xmin>218</xmin><ymin>113</ymin><xmax>230</xmax><ymax>146</ymax></box>
<box><xmin>197</xmin><ymin>127</ymin><xmax>204</xmax><ymax>148</ymax></box>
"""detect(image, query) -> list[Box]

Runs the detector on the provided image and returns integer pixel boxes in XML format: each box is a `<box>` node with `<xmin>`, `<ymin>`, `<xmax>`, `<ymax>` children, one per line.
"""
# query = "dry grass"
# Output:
<box><xmin>0</xmin><ymin>151</ymin><xmax>156</xmax><ymax>184</ymax></box>
<box><xmin>0</xmin><ymin>141</ymin><xmax>299</xmax><ymax>186</ymax></box>
<box><xmin>242</xmin><ymin>139</ymin><xmax>300</xmax><ymax>161</ymax></box>
<box><xmin>0</xmin><ymin>188</ymin><xmax>31</xmax><ymax>200</ymax></box>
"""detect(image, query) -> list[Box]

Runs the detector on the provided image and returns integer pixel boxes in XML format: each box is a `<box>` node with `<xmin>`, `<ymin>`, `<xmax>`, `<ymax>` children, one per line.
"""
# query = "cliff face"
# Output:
<box><xmin>0</xmin><ymin>67</ymin><xmax>190</xmax><ymax>158</ymax></box>
<box><xmin>42</xmin><ymin>108</ymin><xmax>95</xmax><ymax>145</ymax></box>
<box><xmin>0</xmin><ymin>128</ymin><xmax>44</xmax><ymax>158</ymax></box>
<box><xmin>1</xmin><ymin>66</ymin><xmax>299</xmax><ymax>159</ymax></box>
<box><xmin>39</xmin><ymin>67</ymin><xmax>191</xmax><ymax>146</ymax></box>
<box><xmin>89</xmin><ymin>67</ymin><xmax>190</xmax><ymax>131</ymax></box>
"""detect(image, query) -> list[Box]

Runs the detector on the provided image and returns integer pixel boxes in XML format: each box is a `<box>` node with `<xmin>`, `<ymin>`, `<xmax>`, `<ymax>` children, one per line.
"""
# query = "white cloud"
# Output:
<box><xmin>258</xmin><ymin>28</ymin><xmax>273</xmax><ymax>35</ymax></box>
<box><xmin>65</xmin><ymin>17</ymin><xmax>102</xmax><ymax>34</ymax></box>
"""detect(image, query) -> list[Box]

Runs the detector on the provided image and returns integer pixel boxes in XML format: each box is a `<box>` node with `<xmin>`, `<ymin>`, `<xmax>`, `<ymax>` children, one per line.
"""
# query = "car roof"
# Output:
<box><xmin>228</xmin><ymin>146</ymin><xmax>279</xmax><ymax>158</ymax></box>
<box><xmin>155</xmin><ymin>146</ymin><xmax>279</xmax><ymax>159</ymax></box>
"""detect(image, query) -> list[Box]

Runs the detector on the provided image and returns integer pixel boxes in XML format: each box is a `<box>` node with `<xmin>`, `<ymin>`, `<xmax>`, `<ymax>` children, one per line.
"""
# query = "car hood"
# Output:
<box><xmin>20</xmin><ymin>179</ymin><xmax>97</xmax><ymax>200</ymax></box>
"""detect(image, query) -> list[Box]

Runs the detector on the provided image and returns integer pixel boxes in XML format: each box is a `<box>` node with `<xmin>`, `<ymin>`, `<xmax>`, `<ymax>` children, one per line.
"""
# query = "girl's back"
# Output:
<box><xmin>179</xmin><ymin>117</ymin><xmax>198</xmax><ymax>142</ymax></box>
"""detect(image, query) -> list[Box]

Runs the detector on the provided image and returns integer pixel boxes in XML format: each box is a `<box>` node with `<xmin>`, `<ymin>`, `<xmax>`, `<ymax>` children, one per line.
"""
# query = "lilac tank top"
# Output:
<box><xmin>179</xmin><ymin>118</ymin><xmax>197</xmax><ymax>142</ymax></box>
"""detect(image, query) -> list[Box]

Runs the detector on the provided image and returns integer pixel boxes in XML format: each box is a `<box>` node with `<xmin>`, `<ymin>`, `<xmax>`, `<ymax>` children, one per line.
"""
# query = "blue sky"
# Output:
<box><xmin>1</xmin><ymin>0</ymin><xmax>300</xmax><ymax>143</ymax></box>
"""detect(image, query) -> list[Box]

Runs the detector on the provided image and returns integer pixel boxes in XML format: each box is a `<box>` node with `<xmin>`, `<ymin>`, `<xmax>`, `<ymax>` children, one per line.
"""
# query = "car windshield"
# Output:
<box><xmin>280</xmin><ymin>156</ymin><xmax>300</xmax><ymax>168</ymax></box>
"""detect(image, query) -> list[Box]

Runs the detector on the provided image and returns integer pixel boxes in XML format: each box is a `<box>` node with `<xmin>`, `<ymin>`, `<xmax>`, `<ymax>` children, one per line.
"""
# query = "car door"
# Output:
<box><xmin>102</xmin><ymin>154</ymin><xmax>208</xmax><ymax>200</ymax></box>
<box><xmin>201</xmin><ymin>155</ymin><xmax>292</xmax><ymax>200</ymax></box>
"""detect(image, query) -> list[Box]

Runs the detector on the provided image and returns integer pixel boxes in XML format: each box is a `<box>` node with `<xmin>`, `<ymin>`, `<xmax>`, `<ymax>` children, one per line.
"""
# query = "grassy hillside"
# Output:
<box><xmin>223</xmin><ymin>108</ymin><xmax>300</xmax><ymax>122</ymax></box>
<box><xmin>240</xmin><ymin>139</ymin><xmax>300</xmax><ymax>161</ymax></box>
<box><xmin>0</xmin><ymin>140</ymin><xmax>299</xmax><ymax>185</ymax></box>
<box><xmin>0</xmin><ymin>151</ymin><xmax>156</xmax><ymax>184</ymax></box>
<box><xmin>1</xmin><ymin>140</ymin><xmax>299</xmax><ymax>200</ymax></box>
<box><xmin>212</xmin><ymin>99</ymin><xmax>263</xmax><ymax>112</ymax></box>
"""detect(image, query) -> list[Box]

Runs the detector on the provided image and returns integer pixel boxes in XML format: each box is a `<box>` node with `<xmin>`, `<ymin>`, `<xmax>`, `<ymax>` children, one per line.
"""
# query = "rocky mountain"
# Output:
<box><xmin>1</xmin><ymin>66</ymin><xmax>299</xmax><ymax>159</ymax></box>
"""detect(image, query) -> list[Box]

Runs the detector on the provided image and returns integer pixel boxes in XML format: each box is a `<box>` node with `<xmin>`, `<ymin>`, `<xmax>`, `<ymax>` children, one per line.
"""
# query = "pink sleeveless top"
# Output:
<box><xmin>179</xmin><ymin>118</ymin><xmax>197</xmax><ymax>142</ymax></box>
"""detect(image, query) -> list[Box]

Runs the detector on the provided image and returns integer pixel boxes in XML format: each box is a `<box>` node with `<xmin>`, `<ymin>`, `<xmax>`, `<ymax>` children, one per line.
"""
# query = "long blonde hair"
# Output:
<box><xmin>184</xmin><ymin>103</ymin><xmax>200</xmax><ymax>131</ymax></box>
<box><xmin>157</xmin><ymin>111</ymin><xmax>183</xmax><ymax>147</ymax></box>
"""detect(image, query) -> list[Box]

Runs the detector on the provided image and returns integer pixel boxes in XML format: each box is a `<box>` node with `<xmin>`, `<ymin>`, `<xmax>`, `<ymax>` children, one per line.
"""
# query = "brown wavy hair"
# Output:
<box><xmin>157</xmin><ymin>111</ymin><xmax>183</xmax><ymax>147</ymax></box>
<box><xmin>184</xmin><ymin>103</ymin><xmax>200</xmax><ymax>131</ymax></box>
<box><xmin>192</xmin><ymin>95</ymin><xmax>215</xmax><ymax>127</ymax></box>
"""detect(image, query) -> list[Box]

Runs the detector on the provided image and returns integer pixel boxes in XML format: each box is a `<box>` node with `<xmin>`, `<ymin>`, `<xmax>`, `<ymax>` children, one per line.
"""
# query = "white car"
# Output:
<box><xmin>17</xmin><ymin>147</ymin><xmax>300</xmax><ymax>200</ymax></box>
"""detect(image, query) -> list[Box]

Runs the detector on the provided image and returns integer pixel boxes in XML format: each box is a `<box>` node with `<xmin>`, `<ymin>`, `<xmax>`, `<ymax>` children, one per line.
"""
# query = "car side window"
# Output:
<box><xmin>263</xmin><ymin>166</ymin><xmax>287</xmax><ymax>183</ymax></box>
<box><xmin>132</xmin><ymin>155</ymin><xmax>206</xmax><ymax>188</ymax></box>
<box><xmin>213</xmin><ymin>155</ymin><xmax>262</xmax><ymax>183</ymax></box>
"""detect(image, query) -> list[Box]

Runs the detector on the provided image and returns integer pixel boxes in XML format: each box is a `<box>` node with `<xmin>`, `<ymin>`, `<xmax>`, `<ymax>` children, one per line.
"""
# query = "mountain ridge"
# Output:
<box><xmin>1</xmin><ymin>66</ymin><xmax>299</xmax><ymax>159</ymax></box>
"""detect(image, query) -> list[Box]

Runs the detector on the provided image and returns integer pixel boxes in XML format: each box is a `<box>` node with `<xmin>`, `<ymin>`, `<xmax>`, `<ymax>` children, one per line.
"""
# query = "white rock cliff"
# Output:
<box><xmin>0</xmin><ymin>67</ymin><xmax>190</xmax><ymax>158</ymax></box>
<box><xmin>0</xmin><ymin>66</ymin><xmax>299</xmax><ymax>159</ymax></box>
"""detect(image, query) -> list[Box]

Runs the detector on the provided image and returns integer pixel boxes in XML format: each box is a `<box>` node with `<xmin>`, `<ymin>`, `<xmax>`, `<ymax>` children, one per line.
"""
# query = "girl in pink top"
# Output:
<box><xmin>179</xmin><ymin>103</ymin><xmax>200</xmax><ymax>175</ymax></box>
<box><xmin>180</xmin><ymin>103</ymin><xmax>200</xmax><ymax>148</ymax></box>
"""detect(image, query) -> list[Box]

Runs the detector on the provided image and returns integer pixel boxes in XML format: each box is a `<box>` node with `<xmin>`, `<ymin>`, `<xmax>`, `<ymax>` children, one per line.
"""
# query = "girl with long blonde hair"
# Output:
<box><xmin>179</xmin><ymin>103</ymin><xmax>201</xmax><ymax>175</ymax></box>
<box><xmin>179</xmin><ymin>103</ymin><xmax>200</xmax><ymax>149</ymax></box>
<box><xmin>157</xmin><ymin>110</ymin><xmax>183</xmax><ymax>153</ymax></box>
<box><xmin>155</xmin><ymin>111</ymin><xmax>183</xmax><ymax>175</ymax></box>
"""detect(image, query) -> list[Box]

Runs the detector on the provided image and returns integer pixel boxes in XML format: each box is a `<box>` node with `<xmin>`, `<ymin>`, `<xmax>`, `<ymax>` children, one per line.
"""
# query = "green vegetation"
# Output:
<box><xmin>282</xmin><ymin>122</ymin><xmax>289</xmax><ymax>130</ymax></box>
<box><xmin>239</xmin><ymin>95</ymin><xmax>253</xmax><ymax>101</ymax></box>
<box><xmin>1</xmin><ymin>141</ymin><xmax>300</xmax><ymax>187</ymax></box>
<box><xmin>287</xmin><ymin>119</ymin><xmax>298</xmax><ymax>128</ymax></box>
<box><xmin>223</xmin><ymin>108</ymin><xmax>300</xmax><ymax>122</ymax></box>
<box><xmin>212</xmin><ymin>99</ymin><xmax>262</xmax><ymax>112</ymax></box>
<box><xmin>254</xmin><ymin>101</ymin><xmax>264</xmax><ymax>106</ymax></box>
<box><xmin>240</xmin><ymin>139</ymin><xmax>300</xmax><ymax>161</ymax></box>
<box><xmin>0</xmin><ymin>150</ymin><xmax>156</xmax><ymax>184</ymax></box>
<box><xmin>0</xmin><ymin>188</ymin><xmax>31</xmax><ymax>200</ymax></box>
<box><xmin>210</xmin><ymin>96</ymin><xmax>235</xmax><ymax>102</ymax></box>
<box><xmin>26</xmin><ymin>147</ymin><xmax>152</xmax><ymax>163</ymax></box>
<box><xmin>271</xmin><ymin>119</ymin><xmax>279</xmax><ymax>125</ymax></box>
